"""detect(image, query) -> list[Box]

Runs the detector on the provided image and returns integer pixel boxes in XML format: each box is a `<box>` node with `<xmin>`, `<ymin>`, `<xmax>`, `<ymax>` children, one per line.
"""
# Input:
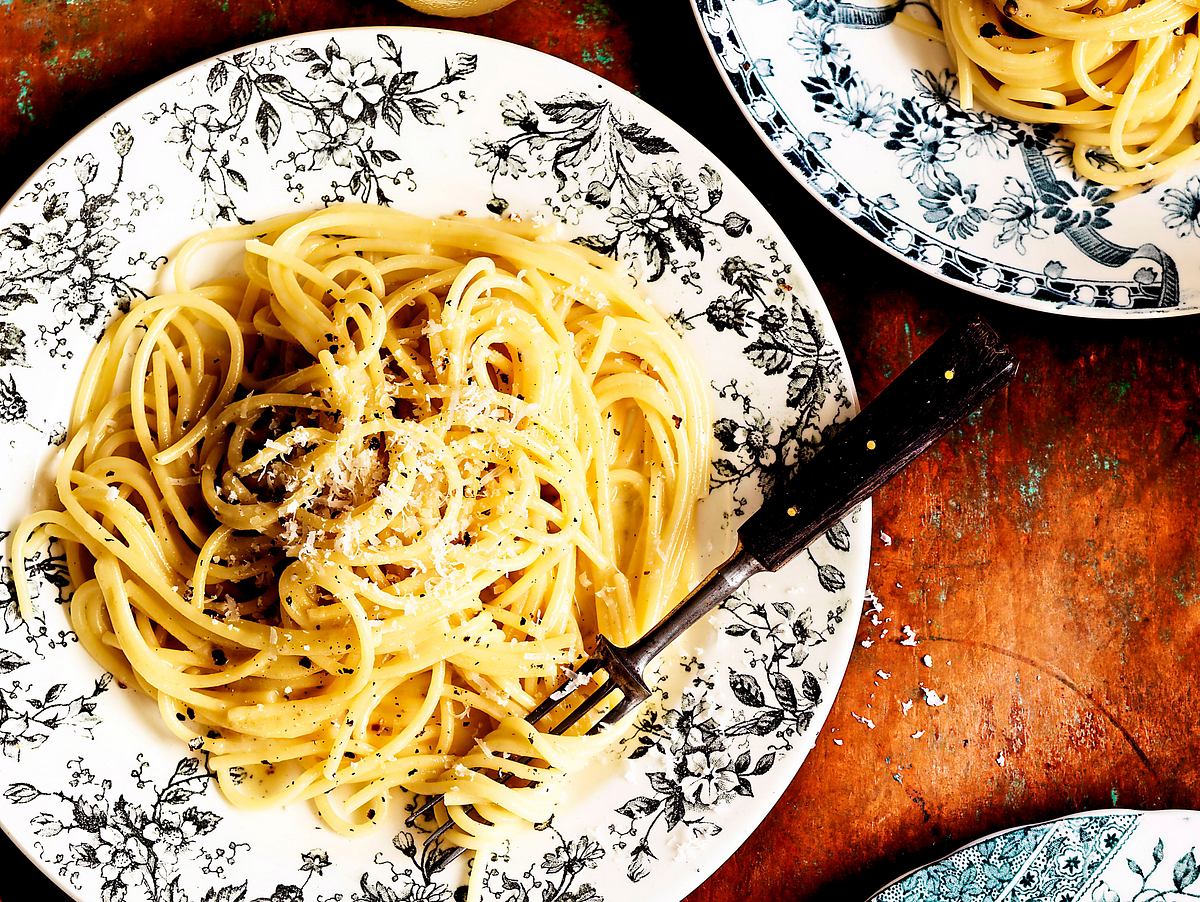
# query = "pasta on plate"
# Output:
<box><xmin>11</xmin><ymin>205</ymin><xmax>711</xmax><ymax>873</ymax></box>
<box><xmin>898</xmin><ymin>0</ymin><xmax>1200</xmax><ymax>189</ymax></box>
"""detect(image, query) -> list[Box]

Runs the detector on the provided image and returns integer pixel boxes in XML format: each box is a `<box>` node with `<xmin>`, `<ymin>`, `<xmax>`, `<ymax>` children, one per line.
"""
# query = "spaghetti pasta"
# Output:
<box><xmin>11</xmin><ymin>205</ymin><xmax>711</xmax><ymax>856</ymax></box>
<box><xmin>899</xmin><ymin>0</ymin><xmax>1200</xmax><ymax>188</ymax></box>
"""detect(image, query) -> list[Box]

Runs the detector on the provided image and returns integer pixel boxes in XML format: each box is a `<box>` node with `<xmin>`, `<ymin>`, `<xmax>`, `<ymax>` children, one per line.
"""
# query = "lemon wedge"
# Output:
<box><xmin>397</xmin><ymin>0</ymin><xmax>516</xmax><ymax>15</ymax></box>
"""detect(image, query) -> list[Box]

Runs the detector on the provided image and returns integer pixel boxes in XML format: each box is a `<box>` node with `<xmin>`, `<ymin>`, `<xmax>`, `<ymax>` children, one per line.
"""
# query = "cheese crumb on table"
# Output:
<box><xmin>919</xmin><ymin>685</ymin><xmax>947</xmax><ymax>707</ymax></box>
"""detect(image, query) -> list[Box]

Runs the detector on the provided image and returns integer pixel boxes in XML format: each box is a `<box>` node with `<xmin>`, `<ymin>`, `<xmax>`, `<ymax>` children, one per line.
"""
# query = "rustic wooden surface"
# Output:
<box><xmin>2</xmin><ymin>1</ymin><xmax>1198</xmax><ymax>900</ymax></box>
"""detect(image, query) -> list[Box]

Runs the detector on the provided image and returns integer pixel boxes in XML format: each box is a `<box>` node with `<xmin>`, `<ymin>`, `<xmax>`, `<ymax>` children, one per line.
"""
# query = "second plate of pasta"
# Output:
<box><xmin>0</xmin><ymin>26</ymin><xmax>867</xmax><ymax>902</ymax></box>
<box><xmin>695</xmin><ymin>0</ymin><xmax>1200</xmax><ymax>317</ymax></box>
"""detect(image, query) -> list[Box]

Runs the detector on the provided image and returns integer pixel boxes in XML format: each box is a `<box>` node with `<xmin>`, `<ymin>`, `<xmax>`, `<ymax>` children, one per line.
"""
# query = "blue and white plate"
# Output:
<box><xmin>870</xmin><ymin>810</ymin><xmax>1200</xmax><ymax>901</ymax></box>
<box><xmin>693</xmin><ymin>0</ymin><xmax>1200</xmax><ymax>317</ymax></box>
<box><xmin>0</xmin><ymin>27</ymin><xmax>869</xmax><ymax>902</ymax></box>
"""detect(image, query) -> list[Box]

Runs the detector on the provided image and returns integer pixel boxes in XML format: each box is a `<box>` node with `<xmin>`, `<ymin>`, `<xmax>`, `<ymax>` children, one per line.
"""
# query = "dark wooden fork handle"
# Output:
<box><xmin>405</xmin><ymin>318</ymin><xmax>1018</xmax><ymax>855</ymax></box>
<box><xmin>741</xmin><ymin>316</ymin><xmax>1017</xmax><ymax>569</ymax></box>
<box><xmin>624</xmin><ymin>317</ymin><xmax>1018</xmax><ymax>668</ymax></box>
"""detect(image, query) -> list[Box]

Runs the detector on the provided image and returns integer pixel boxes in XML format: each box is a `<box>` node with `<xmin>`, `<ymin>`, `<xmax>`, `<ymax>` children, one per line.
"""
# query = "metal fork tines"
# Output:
<box><xmin>404</xmin><ymin>318</ymin><xmax>1019</xmax><ymax>867</ymax></box>
<box><xmin>404</xmin><ymin>648</ymin><xmax>647</xmax><ymax>831</ymax></box>
<box><xmin>403</xmin><ymin>551</ymin><xmax>760</xmax><ymax>858</ymax></box>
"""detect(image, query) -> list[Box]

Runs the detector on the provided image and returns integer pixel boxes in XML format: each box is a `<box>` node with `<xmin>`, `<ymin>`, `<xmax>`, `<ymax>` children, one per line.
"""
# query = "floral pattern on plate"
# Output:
<box><xmin>0</xmin><ymin>28</ymin><xmax>869</xmax><ymax>902</ymax></box>
<box><xmin>693</xmin><ymin>0</ymin><xmax>1200</xmax><ymax>317</ymax></box>
<box><xmin>870</xmin><ymin>810</ymin><xmax>1200</xmax><ymax>902</ymax></box>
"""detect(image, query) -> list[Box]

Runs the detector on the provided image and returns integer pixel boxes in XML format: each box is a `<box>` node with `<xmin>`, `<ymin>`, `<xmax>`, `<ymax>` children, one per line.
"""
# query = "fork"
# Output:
<box><xmin>407</xmin><ymin>316</ymin><xmax>1017</xmax><ymax>855</ymax></box>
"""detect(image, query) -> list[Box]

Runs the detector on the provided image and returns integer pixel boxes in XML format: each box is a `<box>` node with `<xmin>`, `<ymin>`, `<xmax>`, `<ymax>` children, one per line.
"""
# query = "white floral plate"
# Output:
<box><xmin>0</xmin><ymin>27</ymin><xmax>870</xmax><ymax>902</ymax></box>
<box><xmin>869</xmin><ymin>810</ymin><xmax>1200</xmax><ymax>901</ymax></box>
<box><xmin>692</xmin><ymin>0</ymin><xmax>1200</xmax><ymax>317</ymax></box>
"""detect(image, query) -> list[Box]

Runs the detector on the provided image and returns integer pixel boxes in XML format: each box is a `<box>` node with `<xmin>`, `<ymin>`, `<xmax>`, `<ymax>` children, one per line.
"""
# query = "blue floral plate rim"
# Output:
<box><xmin>690</xmin><ymin>0</ymin><xmax>1200</xmax><ymax>319</ymax></box>
<box><xmin>867</xmin><ymin>808</ymin><xmax>1200</xmax><ymax>902</ymax></box>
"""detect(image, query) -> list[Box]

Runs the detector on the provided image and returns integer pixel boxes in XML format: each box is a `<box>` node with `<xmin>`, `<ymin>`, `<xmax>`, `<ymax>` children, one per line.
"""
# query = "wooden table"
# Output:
<box><xmin>2</xmin><ymin>1</ymin><xmax>1198</xmax><ymax>899</ymax></box>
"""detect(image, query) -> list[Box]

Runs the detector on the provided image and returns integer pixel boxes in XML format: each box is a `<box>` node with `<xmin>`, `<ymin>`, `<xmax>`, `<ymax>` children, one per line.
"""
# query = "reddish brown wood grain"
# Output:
<box><xmin>713</xmin><ymin>283</ymin><xmax>1200</xmax><ymax>900</ymax></box>
<box><xmin>1</xmin><ymin>2</ymin><xmax>1198</xmax><ymax>900</ymax></box>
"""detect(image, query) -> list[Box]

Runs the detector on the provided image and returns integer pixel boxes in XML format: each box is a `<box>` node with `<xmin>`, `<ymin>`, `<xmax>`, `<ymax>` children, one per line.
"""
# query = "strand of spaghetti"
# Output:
<box><xmin>12</xmin><ymin>206</ymin><xmax>712</xmax><ymax>880</ymax></box>
<box><xmin>904</xmin><ymin>0</ymin><xmax>1200</xmax><ymax>186</ymax></box>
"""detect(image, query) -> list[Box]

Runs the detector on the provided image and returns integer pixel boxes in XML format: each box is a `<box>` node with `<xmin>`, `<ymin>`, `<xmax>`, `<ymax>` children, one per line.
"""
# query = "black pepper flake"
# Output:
<box><xmin>186</xmin><ymin>707</ymin><xmax>196</xmax><ymax>720</ymax></box>
<box><xmin>212</xmin><ymin>648</ymin><xmax>228</xmax><ymax>665</ymax></box>
<box><xmin>176</xmin><ymin>713</ymin><xmax>186</xmax><ymax>721</ymax></box>
<box><xmin>1003</xmin><ymin>0</ymin><xmax>1018</xmax><ymax>15</ymax></box>
<box><xmin>206</xmin><ymin>730</ymin><xmax>221</xmax><ymax>739</ymax></box>
<box><xmin>367</xmin><ymin>808</ymin><xmax>376</xmax><ymax>819</ymax></box>
<box><xmin>299</xmin><ymin>656</ymin><xmax>313</xmax><ymax>668</ymax></box>
<box><xmin>979</xmin><ymin>22</ymin><xmax>1001</xmax><ymax>36</ymax></box>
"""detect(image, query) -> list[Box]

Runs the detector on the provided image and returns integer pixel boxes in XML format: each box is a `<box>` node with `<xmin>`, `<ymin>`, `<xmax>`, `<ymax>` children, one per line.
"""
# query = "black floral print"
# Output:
<box><xmin>1159</xmin><ymin>176</ymin><xmax>1200</xmax><ymax>237</ymax></box>
<box><xmin>475</xmin><ymin>822</ymin><xmax>606</xmax><ymax>902</ymax></box>
<box><xmin>917</xmin><ymin>174</ymin><xmax>988</xmax><ymax>240</ymax></box>
<box><xmin>0</xmin><ymin>122</ymin><xmax>159</xmax><ymax>377</ymax></box>
<box><xmin>9</xmin><ymin>755</ymin><xmax>530</xmax><ymax>902</ymax></box>
<box><xmin>1041</xmin><ymin>179</ymin><xmax>1114</xmax><ymax>233</ymax></box>
<box><xmin>802</xmin><ymin>60</ymin><xmax>894</xmax><ymax>137</ymax></box>
<box><xmin>708</xmin><ymin>316</ymin><xmax>845</xmax><ymax>500</ymax></box>
<box><xmin>7</xmin><ymin>756</ymin><xmax>228</xmax><ymax>902</ymax></box>
<box><xmin>612</xmin><ymin>575</ymin><xmax>848</xmax><ymax>883</ymax></box>
<box><xmin>992</xmin><ymin>176</ymin><xmax>1048</xmax><ymax>252</ymax></box>
<box><xmin>0</xmin><ymin>672</ymin><xmax>108</xmax><ymax>759</ymax></box>
<box><xmin>1117</xmin><ymin>835</ymin><xmax>1200</xmax><ymax>900</ymax></box>
<box><xmin>474</xmin><ymin>91</ymin><xmax>752</xmax><ymax>281</ymax></box>
<box><xmin>885</xmin><ymin>98</ymin><xmax>961</xmax><ymax>185</ymax></box>
<box><xmin>0</xmin><ymin>527</ymin><xmax>99</xmax><ymax>758</ymax></box>
<box><xmin>150</xmin><ymin>36</ymin><xmax>476</xmax><ymax>220</ymax></box>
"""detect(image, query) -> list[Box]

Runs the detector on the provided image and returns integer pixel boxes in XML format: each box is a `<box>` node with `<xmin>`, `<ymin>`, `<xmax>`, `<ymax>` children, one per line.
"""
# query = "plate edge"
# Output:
<box><xmin>686</xmin><ymin>0</ymin><xmax>1200</xmax><ymax>321</ymax></box>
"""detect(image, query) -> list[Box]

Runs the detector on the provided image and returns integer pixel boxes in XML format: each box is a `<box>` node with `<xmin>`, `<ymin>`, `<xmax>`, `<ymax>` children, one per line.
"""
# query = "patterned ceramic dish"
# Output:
<box><xmin>0</xmin><ymin>27</ymin><xmax>869</xmax><ymax>902</ymax></box>
<box><xmin>692</xmin><ymin>0</ymin><xmax>1200</xmax><ymax>318</ymax></box>
<box><xmin>869</xmin><ymin>810</ymin><xmax>1200</xmax><ymax>901</ymax></box>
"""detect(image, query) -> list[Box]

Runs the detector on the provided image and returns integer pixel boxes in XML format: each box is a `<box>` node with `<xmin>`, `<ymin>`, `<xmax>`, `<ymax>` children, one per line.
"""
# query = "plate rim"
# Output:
<box><xmin>688</xmin><ymin>0</ymin><xmax>1200</xmax><ymax>321</ymax></box>
<box><xmin>0</xmin><ymin>23</ymin><xmax>872</xmax><ymax>902</ymax></box>
<box><xmin>866</xmin><ymin>808</ymin><xmax>1200</xmax><ymax>899</ymax></box>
